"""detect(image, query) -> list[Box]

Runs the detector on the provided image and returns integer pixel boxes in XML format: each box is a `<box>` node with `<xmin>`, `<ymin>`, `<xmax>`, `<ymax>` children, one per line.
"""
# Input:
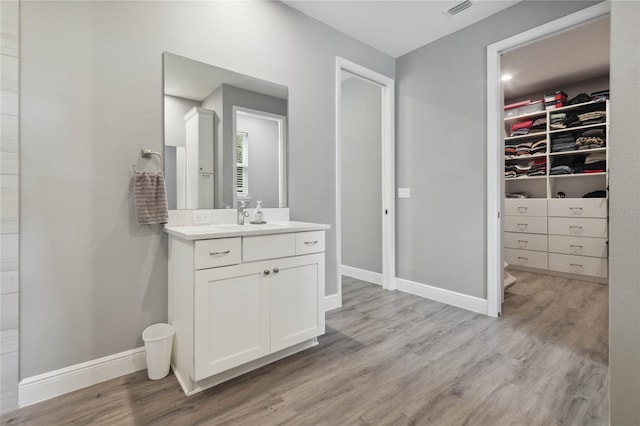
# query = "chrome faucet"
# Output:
<box><xmin>237</xmin><ymin>201</ymin><xmax>250</xmax><ymax>225</ymax></box>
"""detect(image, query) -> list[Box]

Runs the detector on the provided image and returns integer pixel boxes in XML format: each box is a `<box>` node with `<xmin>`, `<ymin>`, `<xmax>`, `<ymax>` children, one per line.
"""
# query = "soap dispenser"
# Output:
<box><xmin>252</xmin><ymin>201</ymin><xmax>265</xmax><ymax>224</ymax></box>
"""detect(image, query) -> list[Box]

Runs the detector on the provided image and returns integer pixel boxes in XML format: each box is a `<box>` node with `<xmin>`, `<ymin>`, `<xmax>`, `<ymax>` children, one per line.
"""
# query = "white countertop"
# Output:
<box><xmin>164</xmin><ymin>221</ymin><xmax>330</xmax><ymax>240</ymax></box>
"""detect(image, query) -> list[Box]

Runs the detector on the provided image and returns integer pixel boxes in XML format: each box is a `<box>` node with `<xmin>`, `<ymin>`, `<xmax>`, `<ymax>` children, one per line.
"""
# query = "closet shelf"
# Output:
<box><xmin>503</xmin><ymin>110</ymin><xmax>546</xmax><ymax>123</ymax></box>
<box><xmin>549</xmin><ymin>99</ymin><xmax>606</xmax><ymax>113</ymax></box>
<box><xmin>505</xmin><ymin>153</ymin><xmax>547</xmax><ymax>161</ymax></box>
<box><xmin>504</xmin><ymin>132</ymin><xmax>547</xmax><ymax>142</ymax></box>
<box><xmin>549</xmin><ymin>147</ymin><xmax>606</xmax><ymax>157</ymax></box>
<box><xmin>548</xmin><ymin>172</ymin><xmax>607</xmax><ymax>178</ymax></box>
<box><xmin>505</xmin><ymin>175</ymin><xmax>547</xmax><ymax>181</ymax></box>
<box><xmin>548</xmin><ymin>122</ymin><xmax>607</xmax><ymax>135</ymax></box>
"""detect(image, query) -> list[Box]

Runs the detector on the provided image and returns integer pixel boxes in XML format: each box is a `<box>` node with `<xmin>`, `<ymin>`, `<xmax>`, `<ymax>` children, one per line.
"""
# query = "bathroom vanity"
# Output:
<box><xmin>165</xmin><ymin>221</ymin><xmax>329</xmax><ymax>396</ymax></box>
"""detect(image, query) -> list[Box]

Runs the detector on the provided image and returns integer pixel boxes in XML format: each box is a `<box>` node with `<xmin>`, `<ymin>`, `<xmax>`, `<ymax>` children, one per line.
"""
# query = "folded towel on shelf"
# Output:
<box><xmin>512</xmin><ymin>120</ymin><xmax>534</xmax><ymax>132</ymax></box>
<box><xmin>134</xmin><ymin>171</ymin><xmax>169</xmax><ymax>225</ymax></box>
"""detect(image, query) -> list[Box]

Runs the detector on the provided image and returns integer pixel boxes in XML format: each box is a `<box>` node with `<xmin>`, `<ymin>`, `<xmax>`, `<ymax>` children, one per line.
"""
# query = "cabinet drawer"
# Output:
<box><xmin>504</xmin><ymin>232</ymin><xmax>547</xmax><ymax>252</ymax></box>
<box><xmin>548</xmin><ymin>198</ymin><xmax>607</xmax><ymax>218</ymax></box>
<box><xmin>504</xmin><ymin>199</ymin><xmax>547</xmax><ymax>217</ymax></box>
<box><xmin>504</xmin><ymin>216</ymin><xmax>547</xmax><ymax>234</ymax></box>
<box><xmin>548</xmin><ymin>217</ymin><xmax>608</xmax><ymax>238</ymax></box>
<box><xmin>548</xmin><ymin>235</ymin><xmax>608</xmax><ymax>258</ymax></box>
<box><xmin>243</xmin><ymin>233</ymin><xmax>295</xmax><ymax>262</ymax></box>
<box><xmin>505</xmin><ymin>248</ymin><xmax>548</xmax><ymax>269</ymax></box>
<box><xmin>549</xmin><ymin>253</ymin><xmax>608</xmax><ymax>278</ymax></box>
<box><xmin>194</xmin><ymin>238</ymin><xmax>241</xmax><ymax>270</ymax></box>
<box><xmin>295</xmin><ymin>231</ymin><xmax>325</xmax><ymax>255</ymax></box>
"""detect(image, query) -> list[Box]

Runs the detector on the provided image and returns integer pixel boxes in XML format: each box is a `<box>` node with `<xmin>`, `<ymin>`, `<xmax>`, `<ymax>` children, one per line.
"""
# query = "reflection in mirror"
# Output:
<box><xmin>163</xmin><ymin>53</ymin><xmax>288</xmax><ymax>210</ymax></box>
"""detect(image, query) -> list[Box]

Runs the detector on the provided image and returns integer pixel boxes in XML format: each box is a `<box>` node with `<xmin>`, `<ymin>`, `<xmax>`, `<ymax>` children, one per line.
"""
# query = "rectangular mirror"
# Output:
<box><xmin>163</xmin><ymin>53</ymin><xmax>288</xmax><ymax>210</ymax></box>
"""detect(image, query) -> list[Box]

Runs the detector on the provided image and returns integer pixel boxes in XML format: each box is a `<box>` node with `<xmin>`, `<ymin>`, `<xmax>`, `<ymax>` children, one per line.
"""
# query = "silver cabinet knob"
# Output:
<box><xmin>264</xmin><ymin>270</ymin><xmax>270</xmax><ymax>275</ymax></box>
<box><xmin>273</xmin><ymin>268</ymin><xmax>279</xmax><ymax>274</ymax></box>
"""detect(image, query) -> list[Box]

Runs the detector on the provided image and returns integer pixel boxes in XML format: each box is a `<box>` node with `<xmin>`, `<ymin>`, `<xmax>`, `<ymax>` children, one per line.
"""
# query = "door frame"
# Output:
<box><xmin>334</xmin><ymin>57</ymin><xmax>396</xmax><ymax>308</ymax></box>
<box><xmin>231</xmin><ymin>106</ymin><xmax>288</xmax><ymax>208</ymax></box>
<box><xmin>486</xmin><ymin>2</ymin><xmax>611</xmax><ymax>317</ymax></box>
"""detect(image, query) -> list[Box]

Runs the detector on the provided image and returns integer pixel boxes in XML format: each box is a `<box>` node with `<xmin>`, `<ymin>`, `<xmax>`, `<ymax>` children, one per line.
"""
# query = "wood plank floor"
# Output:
<box><xmin>2</xmin><ymin>272</ymin><xmax>608</xmax><ymax>425</ymax></box>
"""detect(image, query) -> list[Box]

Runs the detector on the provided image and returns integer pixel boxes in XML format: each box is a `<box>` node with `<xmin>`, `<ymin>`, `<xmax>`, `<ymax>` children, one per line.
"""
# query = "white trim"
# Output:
<box><xmin>19</xmin><ymin>347</ymin><xmax>147</xmax><ymax>408</ymax></box>
<box><xmin>397</xmin><ymin>278</ymin><xmax>488</xmax><ymax>315</ymax></box>
<box><xmin>324</xmin><ymin>293</ymin><xmax>341</xmax><ymax>312</ymax></box>
<box><xmin>486</xmin><ymin>2</ymin><xmax>611</xmax><ymax>318</ymax></box>
<box><xmin>335</xmin><ymin>57</ymin><xmax>396</xmax><ymax>309</ymax></box>
<box><xmin>341</xmin><ymin>265</ymin><xmax>383</xmax><ymax>286</ymax></box>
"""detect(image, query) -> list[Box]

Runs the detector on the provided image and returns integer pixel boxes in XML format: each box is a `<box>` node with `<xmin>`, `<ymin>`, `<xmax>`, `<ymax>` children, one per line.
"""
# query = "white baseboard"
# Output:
<box><xmin>19</xmin><ymin>347</ymin><xmax>147</xmax><ymax>408</ymax></box>
<box><xmin>341</xmin><ymin>265</ymin><xmax>383</xmax><ymax>286</ymax></box>
<box><xmin>396</xmin><ymin>278</ymin><xmax>487</xmax><ymax>315</ymax></box>
<box><xmin>325</xmin><ymin>293</ymin><xmax>341</xmax><ymax>311</ymax></box>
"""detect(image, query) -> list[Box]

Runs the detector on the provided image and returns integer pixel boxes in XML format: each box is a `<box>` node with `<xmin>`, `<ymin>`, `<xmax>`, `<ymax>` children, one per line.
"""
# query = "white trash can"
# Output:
<box><xmin>142</xmin><ymin>323</ymin><xmax>175</xmax><ymax>380</ymax></box>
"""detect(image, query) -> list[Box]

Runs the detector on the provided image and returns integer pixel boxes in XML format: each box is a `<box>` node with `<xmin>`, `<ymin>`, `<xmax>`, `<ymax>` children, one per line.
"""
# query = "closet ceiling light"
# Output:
<box><xmin>502</xmin><ymin>74</ymin><xmax>513</xmax><ymax>82</ymax></box>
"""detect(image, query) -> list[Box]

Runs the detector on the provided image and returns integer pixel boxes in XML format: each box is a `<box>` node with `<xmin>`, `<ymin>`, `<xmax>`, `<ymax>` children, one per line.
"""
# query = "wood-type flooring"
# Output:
<box><xmin>2</xmin><ymin>271</ymin><xmax>608</xmax><ymax>425</ymax></box>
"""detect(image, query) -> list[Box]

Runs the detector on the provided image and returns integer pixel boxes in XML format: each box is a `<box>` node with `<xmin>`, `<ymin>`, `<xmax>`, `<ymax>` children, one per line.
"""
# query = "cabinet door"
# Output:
<box><xmin>270</xmin><ymin>254</ymin><xmax>325</xmax><ymax>353</ymax></box>
<box><xmin>194</xmin><ymin>261</ymin><xmax>270</xmax><ymax>380</ymax></box>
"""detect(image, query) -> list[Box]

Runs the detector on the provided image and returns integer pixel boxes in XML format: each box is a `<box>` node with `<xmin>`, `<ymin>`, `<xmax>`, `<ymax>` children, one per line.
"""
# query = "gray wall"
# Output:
<box><xmin>395</xmin><ymin>0</ymin><xmax>599</xmax><ymax>299</ymax></box>
<box><xmin>201</xmin><ymin>86</ymin><xmax>224</xmax><ymax>207</ymax></box>
<box><xmin>20</xmin><ymin>1</ymin><xmax>394</xmax><ymax>377</ymax></box>
<box><xmin>340</xmin><ymin>76</ymin><xmax>382</xmax><ymax>273</ymax></box>
<box><xmin>609</xmin><ymin>1</ymin><xmax>640</xmax><ymax>423</ymax></box>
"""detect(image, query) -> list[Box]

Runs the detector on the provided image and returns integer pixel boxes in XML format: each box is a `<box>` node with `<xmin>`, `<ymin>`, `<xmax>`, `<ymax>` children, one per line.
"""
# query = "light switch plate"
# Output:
<box><xmin>397</xmin><ymin>188</ymin><xmax>411</xmax><ymax>199</ymax></box>
<box><xmin>193</xmin><ymin>210</ymin><xmax>212</xmax><ymax>225</ymax></box>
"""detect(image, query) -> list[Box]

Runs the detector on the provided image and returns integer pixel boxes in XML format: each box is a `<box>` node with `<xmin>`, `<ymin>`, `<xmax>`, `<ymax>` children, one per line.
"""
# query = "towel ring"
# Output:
<box><xmin>132</xmin><ymin>149</ymin><xmax>163</xmax><ymax>173</ymax></box>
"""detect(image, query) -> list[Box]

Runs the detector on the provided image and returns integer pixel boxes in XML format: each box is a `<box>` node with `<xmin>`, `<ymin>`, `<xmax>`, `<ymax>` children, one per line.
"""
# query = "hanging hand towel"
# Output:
<box><xmin>134</xmin><ymin>171</ymin><xmax>169</xmax><ymax>225</ymax></box>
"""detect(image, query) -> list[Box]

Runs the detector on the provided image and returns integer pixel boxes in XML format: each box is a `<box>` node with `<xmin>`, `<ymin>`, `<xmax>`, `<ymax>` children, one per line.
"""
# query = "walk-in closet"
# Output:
<box><xmin>501</xmin><ymin>17</ymin><xmax>610</xmax><ymax>304</ymax></box>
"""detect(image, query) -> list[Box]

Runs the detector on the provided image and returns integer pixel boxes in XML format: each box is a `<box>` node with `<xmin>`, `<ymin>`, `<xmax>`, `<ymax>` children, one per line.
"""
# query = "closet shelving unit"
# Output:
<box><xmin>503</xmin><ymin>99</ymin><xmax>609</xmax><ymax>284</ymax></box>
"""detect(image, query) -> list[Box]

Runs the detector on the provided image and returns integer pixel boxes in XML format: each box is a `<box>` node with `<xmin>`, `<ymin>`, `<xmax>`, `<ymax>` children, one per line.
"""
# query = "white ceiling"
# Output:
<box><xmin>164</xmin><ymin>53</ymin><xmax>288</xmax><ymax>101</ymax></box>
<box><xmin>501</xmin><ymin>16</ymin><xmax>610</xmax><ymax>99</ymax></box>
<box><xmin>281</xmin><ymin>0</ymin><xmax>521</xmax><ymax>58</ymax></box>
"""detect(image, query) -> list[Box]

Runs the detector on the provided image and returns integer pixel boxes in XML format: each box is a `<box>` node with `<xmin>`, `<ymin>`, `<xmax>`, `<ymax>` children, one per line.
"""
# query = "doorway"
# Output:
<box><xmin>486</xmin><ymin>2</ymin><xmax>611</xmax><ymax>317</ymax></box>
<box><xmin>334</xmin><ymin>58</ymin><xmax>395</xmax><ymax>309</ymax></box>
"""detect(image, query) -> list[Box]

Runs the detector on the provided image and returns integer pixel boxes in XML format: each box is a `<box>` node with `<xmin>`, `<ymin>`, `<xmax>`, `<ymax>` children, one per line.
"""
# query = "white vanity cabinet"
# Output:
<box><xmin>166</xmin><ymin>222</ymin><xmax>328</xmax><ymax>396</ymax></box>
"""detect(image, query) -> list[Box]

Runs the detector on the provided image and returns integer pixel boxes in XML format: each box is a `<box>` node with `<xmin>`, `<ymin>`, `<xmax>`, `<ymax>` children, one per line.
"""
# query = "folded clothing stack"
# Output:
<box><xmin>528</xmin><ymin>158</ymin><xmax>547</xmax><ymax>176</ymax></box>
<box><xmin>510</xmin><ymin>120</ymin><xmax>533</xmax><ymax>137</ymax></box>
<box><xmin>551</xmin><ymin>134</ymin><xmax>576</xmax><ymax>152</ymax></box>
<box><xmin>583</xmin><ymin>190</ymin><xmax>607</xmax><ymax>198</ymax></box>
<box><xmin>531</xmin><ymin>117</ymin><xmax>547</xmax><ymax>130</ymax></box>
<box><xmin>530</xmin><ymin>139</ymin><xmax>547</xmax><ymax>155</ymax></box>
<box><xmin>516</xmin><ymin>142</ymin><xmax>532</xmax><ymax>156</ymax></box>
<box><xmin>515</xmin><ymin>161</ymin><xmax>533</xmax><ymax>177</ymax></box>
<box><xmin>584</xmin><ymin>152</ymin><xmax>606</xmax><ymax>173</ymax></box>
<box><xmin>505</xmin><ymin>143</ymin><xmax>517</xmax><ymax>157</ymax></box>
<box><xmin>550</xmin><ymin>156</ymin><xmax>584</xmax><ymax>175</ymax></box>
<box><xmin>591</xmin><ymin>90</ymin><xmax>609</xmax><ymax>102</ymax></box>
<box><xmin>550</xmin><ymin>113</ymin><xmax>566</xmax><ymax>129</ymax></box>
<box><xmin>506</xmin><ymin>191</ymin><xmax>530</xmax><ymax>199</ymax></box>
<box><xmin>578</xmin><ymin>110</ymin><xmax>607</xmax><ymax>125</ymax></box>
<box><xmin>576</xmin><ymin>128</ymin><xmax>606</xmax><ymax>150</ymax></box>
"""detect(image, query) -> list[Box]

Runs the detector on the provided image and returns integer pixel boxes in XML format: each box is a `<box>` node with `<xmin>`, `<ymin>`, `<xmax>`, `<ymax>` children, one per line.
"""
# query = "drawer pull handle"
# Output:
<box><xmin>569</xmin><ymin>207</ymin><xmax>583</xmax><ymax>215</ymax></box>
<box><xmin>569</xmin><ymin>244</ymin><xmax>583</xmax><ymax>254</ymax></box>
<box><xmin>517</xmin><ymin>223</ymin><xmax>528</xmax><ymax>231</ymax></box>
<box><xmin>517</xmin><ymin>207</ymin><xmax>528</xmax><ymax>214</ymax></box>
<box><xmin>570</xmin><ymin>263</ymin><xmax>584</xmax><ymax>272</ymax></box>
<box><xmin>517</xmin><ymin>256</ymin><xmax>528</xmax><ymax>265</ymax></box>
<box><xmin>209</xmin><ymin>250</ymin><xmax>231</xmax><ymax>256</ymax></box>
<box><xmin>569</xmin><ymin>226</ymin><xmax>583</xmax><ymax>235</ymax></box>
<box><xmin>264</xmin><ymin>270</ymin><xmax>270</xmax><ymax>276</ymax></box>
<box><xmin>304</xmin><ymin>240</ymin><xmax>319</xmax><ymax>246</ymax></box>
<box><xmin>517</xmin><ymin>240</ymin><xmax>528</xmax><ymax>248</ymax></box>
<box><xmin>273</xmin><ymin>267</ymin><xmax>279</xmax><ymax>274</ymax></box>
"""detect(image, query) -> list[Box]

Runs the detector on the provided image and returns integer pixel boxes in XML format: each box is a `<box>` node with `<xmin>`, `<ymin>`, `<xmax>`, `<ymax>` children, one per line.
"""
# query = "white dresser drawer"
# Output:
<box><xmin>504</xmin><ymin>216</ymin><xmax>548</xmax><ymax>234</ymax></box>
<box><xmin>548</xmin><ymin>217</ymin><xmax>608</xmax><ymax>238</ymax></box>
<box><xmin>504</xmin><ymin>199</ymin><xmax>547</xmax><ymax>217</ymax></box>
<box><xmin>504</xmin><ymin>248</ymin><xmax>548</xmax><ymax>269</ymax></box>
<box><xmin>243</xmin><ymin>233</ymin><xmax>295</xmax><ymax>262</ymax></box>
<box><xmin>548</xmin><ymin>198</ymin><xmax>607</xmax><ymax>218</ymax></box>
<box><xmin>549</xmin><ymin>253</ymin><xmax>608</xmax><ymax>278</ymax></box>
<box><xmin>295</xmin><ymin>231</ymin><xmax>325</xmax><ymax>255</ymax></box>
<box><xmin>195</xmin><ymin>238</ymin><xmax>242</xmax><ymax>270</ymax></box>
<box><xmin>504</xmin><ymin>232</ymin><xmax>547</xmax><ymax>252</ymax></box>
<box><xmin>548</xmin><ymin>235</ymin><xmax>608</xmax><ymax>258</ymax></box>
